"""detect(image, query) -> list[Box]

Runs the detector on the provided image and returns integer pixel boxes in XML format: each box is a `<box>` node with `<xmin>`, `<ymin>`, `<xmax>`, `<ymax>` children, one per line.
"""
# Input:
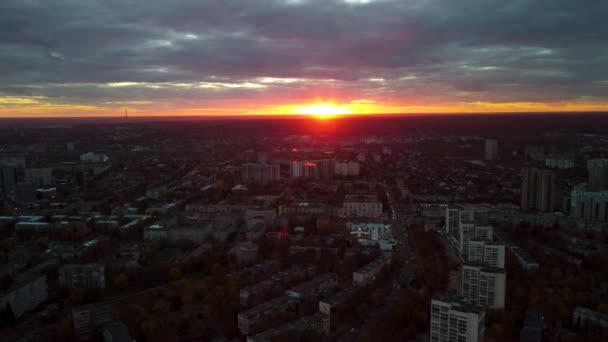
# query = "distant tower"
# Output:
<box><xmin>124</xmin><ymin>109</ymin><xmax>128</xmax><ymax>119</ymax></box>
<box><xmin>587</xmin><ymin>159</ymin><xmax>608</xmax><ymax>191</ymax></box>
<box><xmin>521</xmin><ymin>167</ymin><xmax>556</xmax><ymax>212</ymax></box>
<box><xmin>485</xmin><ymin>139</ymin><xmax>498</xmax><ymax>161</ymax></box>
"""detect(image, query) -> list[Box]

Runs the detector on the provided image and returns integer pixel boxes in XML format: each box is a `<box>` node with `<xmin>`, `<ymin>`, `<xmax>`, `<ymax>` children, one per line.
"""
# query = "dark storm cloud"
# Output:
<box><xmin>1</xmin><ymin>0</ymin><xmax>607</xmax><ymax>109</ymax></box>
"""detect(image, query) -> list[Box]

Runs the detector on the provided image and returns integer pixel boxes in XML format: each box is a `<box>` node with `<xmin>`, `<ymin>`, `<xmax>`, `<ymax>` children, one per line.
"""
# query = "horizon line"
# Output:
<box><xmin>1</xmin><ymin>110</ymin><xmax>608</xmax><ymax>121</ymax></box>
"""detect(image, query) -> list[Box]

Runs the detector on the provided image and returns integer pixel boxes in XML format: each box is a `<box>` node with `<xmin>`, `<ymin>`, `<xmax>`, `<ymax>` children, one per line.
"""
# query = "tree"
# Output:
<box><xmin>168</xmin><ymin>266</ymin><xmax>182</xmax><ymax>281</ymax></box>
<box><xmin>152</xmin><ymin>298</ymin><xmax>171</xmax><ymax>314</ymax></box>
<box><xmin>0</xmin><ymin>303</ymin><xmax>15</xmax><ymax>328</ymax></box>
<box><xmin>58</xmin><ymin>317</ymin><xmax>73</xmax><ymax>340</ymax></box>
<box><xmin>1</xmin><ymin>275</ymin><xmax>13</xmax><ymax>290</ymax></box>
<box><xmin>65</xmin><ymin>289</ymin><xmax>86</xmax><ymax>307</ymax></box>
<box><xmin>114</xmin><ymin>272</ymin><xmax>129</xmax><ymax>289</ymax></box>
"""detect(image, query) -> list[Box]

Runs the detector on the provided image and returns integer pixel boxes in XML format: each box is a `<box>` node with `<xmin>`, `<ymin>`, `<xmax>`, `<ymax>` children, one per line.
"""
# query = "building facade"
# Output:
<box><xmin>430</xmin><ymin>297</ymin><xmax>485</xmax><ymax>342</ymax></box>
<box><xmin>353</xmin><ymin>254</ymin><xmax>391</xmax><ymax>286</ymax></box>
<box><xmin>521</xmin><ymin>167</ymin><xmax>557</xmax><ymax>212</ymax></box>
<box><xmin>461</xmin><ymin>264</ymin><xmax>506</xmax><ymax>309</ymax></box>
<box><xmin>291</xmin><ymin>161</ymin><xmax>319</xmax><ymax>179</ymax></box>
<box><xmin>467</xmin><ymin>240</ymin><xmax>505</xmax><ymax>268</ymax></box>
<box><xmin>59</xmin><ymin>264</ymin><xmax>106</xmax><ymax>289</ymax></box>
<box><xmin>242</xmin><ymin>163</ymin><xmax>281</xmax><ymax>184</ymax></box>
<box><xmin>0</xmin><ymin>272</ymin><xmax>48</xmax><ymax>318</ymax></box>
<box><xmin>346</xmin><ymin>219</ymin><xmax>392</xmax><ymax>244</ymax></box>
<box><xmin>342</xmin><ymin>195</ymin><xmax>382</xmax><ymax>218</ymax></box>
<box><xmin>335</xmin><ymin>161</ymin><xmax>360</xmax><ymax>177</ymax></box>
<box><xmin>570</xmin><ymin>183</ymin><xmax>608</xmax><ymax>221</ymax></box>
<box><xmin>24</xmin><ymin>167</ymin><xmax>53</xmax><ymax>187</ymax></box>
<box><xmin>0</xmin><ymin>166</ymin><xmax>17</xmax><ymax>195</ymax></box>
<box><xmin>587</xmin><ymin>159</ymin><xmax>608</xmax><ymax>192</ymax></box>
<box><xmin>458</xmin><ymin>223</ymin><xmax>493</xmax><ymax>258</ymax></box>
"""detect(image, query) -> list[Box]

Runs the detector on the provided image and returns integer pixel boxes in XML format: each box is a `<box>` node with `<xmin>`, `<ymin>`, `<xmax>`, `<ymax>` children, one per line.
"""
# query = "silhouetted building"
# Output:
<box><xmin>335</xmin><ymin>161</ymin><xmax>360</xmax><ymax>177</ymax></box>
<box><xmin>313</xmin><ymin>159</ymin><xmax>336</xmax><ymax>180</ymax></box>
<box><xmin>0</xmin><ymin>166</ymin><xmax>17</xmax><ymax>194</ymax></box>
<box><xmin>521</xmin><ymin>167</ymin><xmax>557</xmax><ymax>212</ymax></box>
<box><xmin>242</xmin><ymin>163</ymin><xmax>280</xmax><ymax>184</ymax></box>
<box><xmin>257</xmin><ymin>151</ymin><xmax>268</xmax><ymax>165</ymax></box>
<box><xmin>485</xmin><ymin>139</ymin><xmax>498</xmax><ymax>161</ymax></box>
<box><xmin>291</xmin><ymin>161</ymin><xmax>318</xmax><ymax>179</ymax></box>
<box><xmin>587</xmin><ymin>159</ymin><xmax>608</xmax><ymax>191</ymax></box>
<box><xmin>24</xmin><ymin>167</ymin><xmax>53</xmax><ymax>186</ymax></box>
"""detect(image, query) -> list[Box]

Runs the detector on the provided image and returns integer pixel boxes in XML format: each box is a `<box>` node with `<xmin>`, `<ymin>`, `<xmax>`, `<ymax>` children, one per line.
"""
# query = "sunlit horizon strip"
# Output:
<box><xmin>1</xmin><ymin>97</ymin><xmax>608</xmax><ymax>118</ymax></box>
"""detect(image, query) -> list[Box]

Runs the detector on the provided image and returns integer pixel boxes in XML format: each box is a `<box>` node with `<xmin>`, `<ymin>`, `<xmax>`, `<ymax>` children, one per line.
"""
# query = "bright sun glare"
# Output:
<box><xmin>293</xmin><ymin>103</ymin><xmax>352</xmax><ymax>119</ymax></box>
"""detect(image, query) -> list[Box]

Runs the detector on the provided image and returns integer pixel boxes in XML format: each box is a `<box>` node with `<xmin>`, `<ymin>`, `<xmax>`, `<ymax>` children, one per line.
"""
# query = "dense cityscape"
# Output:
<box><xmin>2</xmin><ymin>0</ymin><xmax>608</xmax><ymax>340</ymax></box>
<box><xmin>0</xmin><ymin>115</ymin><xmax>606</xmax><ymax>341</ymax></box>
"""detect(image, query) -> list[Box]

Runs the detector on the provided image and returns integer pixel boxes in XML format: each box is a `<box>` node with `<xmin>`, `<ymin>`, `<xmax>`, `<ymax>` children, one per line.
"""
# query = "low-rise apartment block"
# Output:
<box><xmin>353</xmin><ymin>253</ymin><xmax>391</xmax><ymax>286</ymax></box>
<box><xmin>0</xmin><ymin>270</ymin><xmax>48</xmax><ymax>318</ymax></box>
<box><xmin>342</xmin><ymin>195</ymin><xmax>382</xmax><ymax>218</ymax></box>
<box><xmin>59</xmin><ymin>264</ymin><xmax>106</xmax><ymax>289</ymax></box>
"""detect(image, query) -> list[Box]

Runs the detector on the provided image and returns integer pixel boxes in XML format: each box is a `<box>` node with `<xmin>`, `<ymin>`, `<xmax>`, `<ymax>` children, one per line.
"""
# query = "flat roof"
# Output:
<box><xmin>16</xmin><ymin>221</ymin><xmax>49</xmax><ymax>226</ymax></box>
<box><xmin>320</xmin><ymin>287</ymin><xmax>357</xmax><ymax>306</ymax></box>
<box><xmin>344</xmin><ymin>194</ymin><xmax>380</xmax><ymax>203</ymax></box>
<box><xmin>355</xmin><ymin>254</ymin><xmax>391</xmax><ymax>274</ymax></box>
<box><xmin>239</xmin><ymin>295</ymin><xmax>291</xmax><ymax>318</ymax></box>
<box><xmin>432</xmin><ymin>296</ymin><xmax>484</xmax><ymax>314</ymax></box>
<box><xmin>288</xmin><ymin>273</ymin><xmax>336</xmax><ymax>294</ymax></box>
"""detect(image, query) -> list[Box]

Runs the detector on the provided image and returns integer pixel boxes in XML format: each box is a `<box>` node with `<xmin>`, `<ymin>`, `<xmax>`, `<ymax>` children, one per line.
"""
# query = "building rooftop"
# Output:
<box><xmin>102</xmin><ymin>320</ymin><xmax>132</xmax><ymax>342</ymax></box>
<box><xmin>287</xmin><ymin>273</ymin><xmax>337</xmax><ymax>296</ymax></box>
<box><xmin>320</xmin><ymin>287</ymin><xmax>357</xmax><ymax>306</ymax></box>
<box><xmin>247</xmin><ymin>312</ymin><xmax>326</xmax><ymax>342</ymax></box>
<box><xmin>462</xmin><ymin>262</ymin><xmax>506</xmax><ymax>273</ymax></box>
<box><xmin>511</xmin><ymin>246</ymin><xmax>539</xmax><ymax>264</ymax></box>
<box><xmin>248</xmin><ymin>222</ymin><xmax>265</xmax><ymax>233</ymax></box>
<box><xmin>355</xmin><ymin>254</ymin><xmax>391</xmax><ymax>274</ymax></box>
<box><xmin>343</xmin><ymin>195</ymin><xmax>380</xmax><ymax>203</ymax></box>
<box><xmin>432</xmin><ymin>296</ymin><xmax>484</xmax><ymax>314</ymax></box>
<box><xmin>239</xmin><ymin>295</ymin><xmax>292</xmax><ymax>318</ymax></box>
<box><xmin>15</xmin><ymin>221</ymin><xmax>49</xmax><ymax>226</ymax></box>
<box><xmin>1</xmin><ymin>257</ymin><xmax>58</xmax><ymax>297</ymax></box>
<box><xmin>519</xmin><ymin>308</ymin><xmax>544</xmax><ymax>342</ymax></box>
<box><xmin>346</xmin><ymin>218</ymin><xmax>391</xmax><ymax>224</ymax></box>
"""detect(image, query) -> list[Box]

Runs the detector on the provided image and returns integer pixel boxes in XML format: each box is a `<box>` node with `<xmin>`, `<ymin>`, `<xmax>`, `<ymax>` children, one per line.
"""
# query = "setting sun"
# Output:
<box><xmin>293</xmin><ymin>103</ymin><xmax>353</xmax><ymax>119</ymax></box>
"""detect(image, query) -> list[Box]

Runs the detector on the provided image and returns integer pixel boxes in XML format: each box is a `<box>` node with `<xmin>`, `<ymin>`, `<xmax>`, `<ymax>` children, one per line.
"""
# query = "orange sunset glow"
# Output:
<box><xmin>1</xmin><ymin>96</ymin><xmax>608</xmax><ymax>118</ymax></box>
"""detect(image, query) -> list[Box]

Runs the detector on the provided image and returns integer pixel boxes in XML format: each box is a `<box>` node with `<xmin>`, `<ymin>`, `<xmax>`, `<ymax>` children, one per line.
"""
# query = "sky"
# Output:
<box><xmin>1</xmin><ymin>0</ymin><xmax>608</xmax><ymax>117</ymax></box>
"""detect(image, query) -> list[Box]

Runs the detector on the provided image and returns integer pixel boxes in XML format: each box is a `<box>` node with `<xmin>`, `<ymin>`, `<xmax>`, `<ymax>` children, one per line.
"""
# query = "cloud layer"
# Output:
<box><xmin>1</xmin><ymin>0</ymin><xmax>607</xmax><ymax>116</ymax></box>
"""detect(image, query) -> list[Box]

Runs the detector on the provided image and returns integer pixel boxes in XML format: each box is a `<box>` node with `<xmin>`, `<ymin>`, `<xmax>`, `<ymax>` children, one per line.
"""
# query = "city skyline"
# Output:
<box><xmin>1</xmin><ymin>0</ymin><xmax>608</xmax><ymax>117</ymax></box>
